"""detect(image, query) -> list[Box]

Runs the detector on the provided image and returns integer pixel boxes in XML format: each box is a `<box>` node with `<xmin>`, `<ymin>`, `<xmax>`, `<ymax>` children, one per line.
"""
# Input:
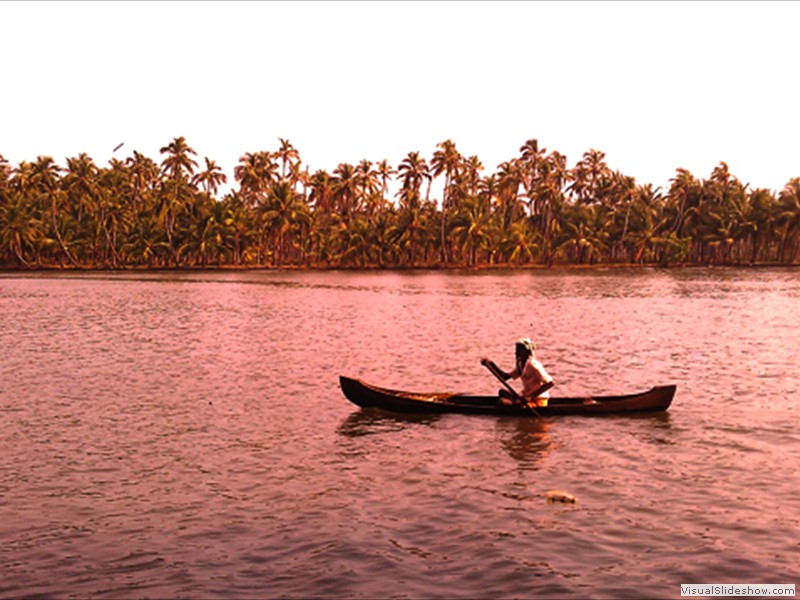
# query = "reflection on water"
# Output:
<box><xmin>336</xmin><ymin>409</ymin><xmax>443</xmax><ymax>437</ymax></box>
<box><xmin>1</xmin><ymin>268</ymin><xmax>799</xmax><ymax>599</ymax></box>
<box><xmin>496</xmin><ymin>418</ymin><xmax>554</xmax><ymax>468</ymax></box>
<box><xmin>338</xmin><ymin>409</ymin><xmax>554</xmax><ymax>471</ymax></box>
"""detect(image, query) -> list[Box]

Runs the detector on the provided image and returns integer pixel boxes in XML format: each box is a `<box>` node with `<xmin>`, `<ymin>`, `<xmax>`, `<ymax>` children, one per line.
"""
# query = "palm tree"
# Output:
<box><xmin>777</xmin><ymin>178</ymin><xmax>800</xmax><ymax>262</ymax></box>
<box><xmin>234</xmin><ymin>151</ymin><xmax>278</xmax><ymax>206</ymax></box>
<box><xmin>461</xmin><ymin>155</ymin><xmax>483</xmax><ymax>197</ymax></box>
<box><xmin>431</xmin><ymin>139</ymin><xmax>462</xmax><ymax>262</ymax></box>
<box><xmin>692</xmin><ymin>163</ymin><xmax>749</xmax><ymax>264</ymax></box>
<box><xmin>609</xmin><ymin>172</ymin><xmax>637</xmax><ymax>253</ymax></box>
<box><xmin>304</xmin><ymin>208</ymin><xmax>342</xmax><ymax>266</ymax></box>
<box><xmin>122</xmin><ymin>216</ymin><xmax>167</xmax><ymax>267</ymax></box>
<box><xmin>725</xmin><ymin>192</ymin><xmax>758</xmax><ymax>264</ymax></box>
<box><xmin>160</xmin><ymin>136</ymin><xmax>198</xmax><ymax>180</ymax></box>
<box><xmin>0</xmin><ymin>191</ymin><xmax>40</xmax><ymax>267</ymax></box>
<box><xmin>369</xmin><ymin>210</ymin><xmax>396</xmax><ymax>267</ymax></box>
<box><xmin>30</xmin><ymin>156</ymin><xmax>79</xmax><ymax>267</ymax></box>
<box><xmin>396</xmin><ymin>151</ymin><xmax>430</xmax><ymax>209</ymax></box>
<box><xmin>63</xmin><ymin>153</ymin><xmax>100</xmax><ymax>260</ymax></box>
<box><xmin>219</xmin><ymin>191</ymin><xmax>256</xmax><ymax>265</ymax></box>
<box><xmin>159</xmin><ymin>137</ymin><xmax>199</xmax><ymax>265</ymax></box>
<box><xmin>308</xmin><ymin>169</ymin><xmax>336</xmax><ymax>214</ymax></box>
<box><xmin>390</xmin><ymin>200</ymin><xmax>428</xmax><ymax>266</ymax></box>
<box><xmin>555</xmin><ymin>203</ymin><xmax>609</xmax><ymax>264</ymax></box>
<box><xmin>259</xmin><ymin>180</ymin><xmax>311</xmax><ymax>266</ymax></box>
<box><xmin>537</xmin><ymin>150</ymin><xmax>569</xmax><ymax>264</ymax></box>
<box><xmin>276</xmin><ymin>138</ymin><xmax>301</xmax><ymax>180</ymax></box>
<box><xmin>477</xmin><ymin>173</ymin><xmax>499</xmax><ymax>206</ymax></box>
<box><xmin>518</xmin><ymin>138</ymin><xmax>546</xmax><ymax>218</ymax></box>
<box><xmin>666</xmin><ymin>168</ymin><xmax>702</xmax><ymax>237</ymax></box>
<box><xmin>450</xmin><ymin>194</ymin><xmax>492</xmax><ymax>266</ymax></box>
<box><xmin>338</xmin><ymin>216</ymin><xmax>374</xmax><ymax>267</ymax></box>
<box><xmin>355</xmin><ymin>159</ymin><xmax>380</xmax><ymax>216</ymax></box>
<box><xmin>568</xmin><ymin>149</ymin><xmax>610</xmax><ymax>205</ymax></box>
<box><xmin>333</xmin><ymin>162</ymin><xmax>358</xmax><ymax>223</ymax></box>
<box><xmin>496</xmin><ymin>159</ymin><xmax>524</xmax><ymax>227</ymax></box>
<box><xmin>375</xmin><ymin>159</ymin><xmax>395</xmax><ymax>207</ymax></box>
<box><xmin>706</xmin><ymin>161</ymin><xmax>738</xmax><ymax>203</ymax></box>
<box><xmin>701</xmin><ymin>209</ymin><xmax>738</xmax><ymax>264</ymax></box>
<box><xmin>0</xmin><ymin>154</ymin><xmax>10</xmax><ymax>189</ymax></box>
<box><xmin>293</xmin><ymin>165</ymin><xmax>311</xmax><ymax>202</ymax></box>
<box><xmin>94</xmin><ymin>175</ymin><xmax>128</xmax><ymax>268</ymax></box>
<box><xmin>747</xmin><ymin>188</ymin><xmax>777</xmax><ymax>262</ymax></box>
<box><xmin>500</xmin><ymin>220</ymin><xmax>539</xmax><ymax>265</ymax></box>
<box><xmin>5</xmin><ymin>161</ymin><xmax>43</xmax><ymax>265</ymax></box>
<box><xmin>180</xmin><ymin>204</ymin><xmax>227</xmax><ymax>266</ymax></box>
<box><xmin>126</xmin><ymin>151</ymin><xmax>160</xmax><ymax>213</ymax></box>
<box><xmin>625</xmin><ymin>185</ymin><xmax>668</xmax><ymax>264</ymax></box>
<box><xmin>192</xmin><ymin>157</ymin><xmax>228</xmax><ymax>197</ymax></box>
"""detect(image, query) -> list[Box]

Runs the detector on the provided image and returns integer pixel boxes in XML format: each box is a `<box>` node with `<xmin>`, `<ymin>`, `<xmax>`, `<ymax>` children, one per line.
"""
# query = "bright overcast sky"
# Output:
<box><xmin>1</xmin><ymin>1</ymin><xmax>798</xmax><ymax>195</ymax></box>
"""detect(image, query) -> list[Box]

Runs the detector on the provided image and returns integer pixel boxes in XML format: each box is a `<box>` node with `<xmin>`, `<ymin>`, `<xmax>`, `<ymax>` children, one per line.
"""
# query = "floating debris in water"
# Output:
<box><xmin>545</xmin><ymin>490</ymin><xmax>577</xmax><ymax>503</ymax></box>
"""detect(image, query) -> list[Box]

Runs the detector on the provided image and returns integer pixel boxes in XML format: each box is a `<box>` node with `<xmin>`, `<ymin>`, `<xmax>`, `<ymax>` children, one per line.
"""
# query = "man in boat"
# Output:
<box><xmin>482</xmin><ymin>338</ymin><xmax>554</xmax><ymax>408</ymax></box>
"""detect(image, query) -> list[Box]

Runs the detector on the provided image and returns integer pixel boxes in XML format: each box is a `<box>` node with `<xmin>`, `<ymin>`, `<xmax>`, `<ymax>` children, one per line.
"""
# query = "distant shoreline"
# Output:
<box><xmin>2</xmin><ymin>262</ymin><xmax>797</xmax><ymax>275</ymax></box>
<box><xmin>4</xmin><ymin>138</ymin><xmax>799</xmax><ymax>273</ymax></box>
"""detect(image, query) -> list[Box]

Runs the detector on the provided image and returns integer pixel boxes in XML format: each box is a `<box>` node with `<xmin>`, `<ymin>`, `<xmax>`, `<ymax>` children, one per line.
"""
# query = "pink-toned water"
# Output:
<box><xmin>1</xmin><ymin>269</ymin><xmax>798</xmax><ymax>598</ymax></box>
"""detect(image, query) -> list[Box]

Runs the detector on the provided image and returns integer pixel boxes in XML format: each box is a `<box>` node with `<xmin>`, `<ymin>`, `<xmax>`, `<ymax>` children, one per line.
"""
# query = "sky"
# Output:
<box><xmin>1</xmin><ymin>1</ymin><xmax>798</xmax><ymax>197</ymax></box>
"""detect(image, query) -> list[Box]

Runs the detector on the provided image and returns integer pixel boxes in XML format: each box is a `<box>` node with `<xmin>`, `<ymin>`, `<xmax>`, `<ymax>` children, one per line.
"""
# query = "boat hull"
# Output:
<box><xmin>339</xmin><ymin>376</ymin><xmax>675</xmax><ymax>417</ymax></box>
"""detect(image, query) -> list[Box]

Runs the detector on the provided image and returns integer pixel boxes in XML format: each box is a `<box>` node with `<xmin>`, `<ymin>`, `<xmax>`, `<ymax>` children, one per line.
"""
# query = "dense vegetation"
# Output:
<box><xmin>1</xmin><ymin>137</ymin><xmax>799</xmax><ymax>269</ymax></box>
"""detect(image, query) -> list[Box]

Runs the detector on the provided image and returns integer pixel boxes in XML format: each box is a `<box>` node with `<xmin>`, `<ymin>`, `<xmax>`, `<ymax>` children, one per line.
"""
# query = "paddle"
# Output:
<box><xmin>481</xmin><ymin>358</ymin><xmax>542</xmax><ymax>417</ymax></box>
<box><xmin>530</xmin><ymin>380</ymin><xmax>555</xmax><ymax>400</ymax></box>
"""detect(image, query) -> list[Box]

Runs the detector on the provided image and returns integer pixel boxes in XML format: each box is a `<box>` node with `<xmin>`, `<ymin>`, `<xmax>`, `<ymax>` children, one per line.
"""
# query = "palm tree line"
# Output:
<box><xmin>1</xmin><ymin>136</ymin><xmax>799</xmax><ymax>269</ymax></box>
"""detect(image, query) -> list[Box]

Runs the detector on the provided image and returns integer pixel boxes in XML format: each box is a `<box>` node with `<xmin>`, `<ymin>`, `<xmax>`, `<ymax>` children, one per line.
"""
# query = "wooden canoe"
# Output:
<box><xmin>339</xmin><ymin>376</ymin><xmax>675</xmax><ymax>417</ymax></box>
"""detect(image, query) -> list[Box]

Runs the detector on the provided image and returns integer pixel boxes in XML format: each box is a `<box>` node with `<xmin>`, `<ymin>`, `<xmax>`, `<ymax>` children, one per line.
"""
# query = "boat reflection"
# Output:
<box><xmin>495</xmin><ymin>417</ymin><xmax>554</xmax><ymax>469</ymax></box>
<box><xmin>627</xmin><ymin>411</ymin><xmax>675</xmax><ymax>446</ymax></box>
<box><xmin>337</xmin><ymin>408</ymin><xmax>442</xmax><ymax>438</ymax></box>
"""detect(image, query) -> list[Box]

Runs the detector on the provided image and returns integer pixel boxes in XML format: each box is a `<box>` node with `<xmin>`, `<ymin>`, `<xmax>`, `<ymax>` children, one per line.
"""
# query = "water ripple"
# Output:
<box><xmin>1</xmin><ymin>268</ymin><xmax>798</xmax><ymax>598</ymax></box>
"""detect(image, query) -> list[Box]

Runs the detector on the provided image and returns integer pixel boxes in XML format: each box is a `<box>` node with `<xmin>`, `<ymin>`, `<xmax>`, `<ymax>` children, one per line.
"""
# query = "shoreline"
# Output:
<box><xmin>2</xmin><ymin>261</ymin><xmax>798</xmax><ymax>275</ymax></box>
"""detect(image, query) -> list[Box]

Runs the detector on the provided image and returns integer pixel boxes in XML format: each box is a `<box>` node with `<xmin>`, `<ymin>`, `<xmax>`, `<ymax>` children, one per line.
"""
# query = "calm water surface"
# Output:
<box><xmin>1</xmin><ymin>268</ymin><xmax>798</xmax><ymax>598</ymax></box>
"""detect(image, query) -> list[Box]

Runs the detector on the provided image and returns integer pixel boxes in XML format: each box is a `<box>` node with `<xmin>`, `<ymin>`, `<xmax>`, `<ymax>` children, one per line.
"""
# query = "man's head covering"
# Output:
<box><xmin>516</xmin><ymin>338</ymin><xmax>536</xmax><ymax>354</ymax></box>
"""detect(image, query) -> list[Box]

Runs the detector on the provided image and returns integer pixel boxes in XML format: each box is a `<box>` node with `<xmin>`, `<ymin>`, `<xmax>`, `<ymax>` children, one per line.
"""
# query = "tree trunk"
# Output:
<box><xmin>51</xmin><ymin>195</ymin><xmax>80</xmax><ymax>267</ymax></box>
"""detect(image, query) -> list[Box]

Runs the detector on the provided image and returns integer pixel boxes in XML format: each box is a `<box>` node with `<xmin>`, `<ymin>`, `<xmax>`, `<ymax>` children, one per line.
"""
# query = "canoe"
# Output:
<box><xmin>339</xmin><ymin>376</ymin><xmax>675</xmax><ymax>417</ymax></box>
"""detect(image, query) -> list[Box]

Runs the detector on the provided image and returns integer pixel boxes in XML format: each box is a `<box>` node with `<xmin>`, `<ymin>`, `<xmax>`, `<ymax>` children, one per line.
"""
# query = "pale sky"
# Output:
<box><xmin>2</xmin><ymin>1</ymin><xmax>798</xmax><ymax>196</ymax></box>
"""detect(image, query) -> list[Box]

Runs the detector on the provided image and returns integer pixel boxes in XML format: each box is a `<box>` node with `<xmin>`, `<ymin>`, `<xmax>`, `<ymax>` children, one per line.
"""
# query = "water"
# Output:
<box><xmin>1</xmin><ymin>268</ymin><xmax>798</xmax><ymax>598</ymax></box>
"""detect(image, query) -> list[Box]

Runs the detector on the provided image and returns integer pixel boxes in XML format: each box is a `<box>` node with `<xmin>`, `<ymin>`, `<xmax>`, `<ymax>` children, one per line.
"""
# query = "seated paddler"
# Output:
<box><xmin>481</xmin><ymin>338</ymin><xmax>554</xmax><ymax>408</ymax></box>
